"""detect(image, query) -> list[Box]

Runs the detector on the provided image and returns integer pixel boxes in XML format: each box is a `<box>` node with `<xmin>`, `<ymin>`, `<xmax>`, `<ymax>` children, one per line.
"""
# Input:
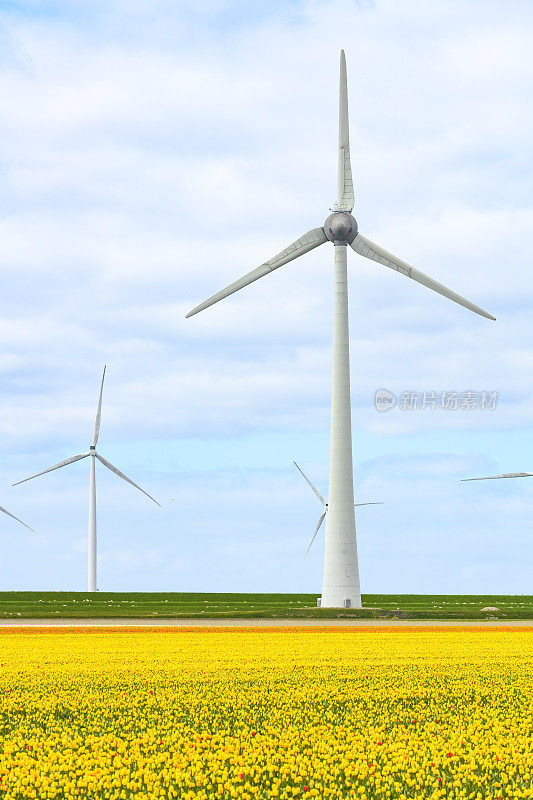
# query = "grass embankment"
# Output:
<box><xmin>1</xmin><ymin>592</ymin><xmax>532</xmax><ymax>620</ymax></box>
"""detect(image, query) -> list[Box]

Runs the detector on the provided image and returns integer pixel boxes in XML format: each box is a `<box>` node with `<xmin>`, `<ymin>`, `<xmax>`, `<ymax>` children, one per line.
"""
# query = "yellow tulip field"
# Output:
<box><xmin>0</xmin><ymin>626</ymin><xmax>532</xmax><ymax>799</ymax></box>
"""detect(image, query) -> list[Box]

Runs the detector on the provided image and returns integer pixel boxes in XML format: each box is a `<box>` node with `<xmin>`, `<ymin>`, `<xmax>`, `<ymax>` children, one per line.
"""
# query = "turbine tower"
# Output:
<box><xmin>294</xmin><ymin>462</ymin><xmax>382</xmax><ymax>559</ymax></box>
<box><xmin>13</xmin><ymin>367</ymin><xmax>160</xmax><ymax>591</ymax></box>
<box><xmin>187</xmin><ymin>51</ymin><xmax>495</xmax><ymax>607</ymax></box>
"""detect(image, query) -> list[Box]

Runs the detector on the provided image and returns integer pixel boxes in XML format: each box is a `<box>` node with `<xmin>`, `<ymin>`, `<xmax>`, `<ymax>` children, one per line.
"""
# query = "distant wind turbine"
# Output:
<box><xmin>186</xmin><ymin>51</ymin><xmax>495</xmax><ymax>608</ymax></box>
<box><xmin>294</xmin><ymin>462</ymin><xmax>382</xmax><ymax>558</ymax></box>
<box><xmin>0</xmin><ymin>505</ymin><xmax>34</xmax><ymax>533</ymax></box>
<box><xmin>13</xmin><ymin>367</ymin><xmax>160</xmax><ymax>591</ymax></box>
<box><xmin>462</xmin><ymin>472</ymin><xmax>533</xmax><ymax>482</ymax></box>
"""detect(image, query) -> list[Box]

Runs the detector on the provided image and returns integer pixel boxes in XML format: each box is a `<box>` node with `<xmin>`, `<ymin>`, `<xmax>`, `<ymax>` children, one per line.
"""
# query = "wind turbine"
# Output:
<box><xmin>0</xmin><ymin>505</ymin><xmax>34</xmax><ymax>533</ymax></box>
<box><xmin>13</xmin><ymin>367</ymin><xmax>160</xmax><ymax>591</ymax></box>
<box><xmin>186</xmin><ymin>51</ymin><xmax>495</xmax><ymax>608</ymax></box>
<box><xmin>294</xmin><ymin>462</ymin><xmax>382</xmax><ymax>559</ymax></box>
<box><xmin>462</xmin><ymin>472</ymin><xmax>533</xmax><ymax>482</ymax></box>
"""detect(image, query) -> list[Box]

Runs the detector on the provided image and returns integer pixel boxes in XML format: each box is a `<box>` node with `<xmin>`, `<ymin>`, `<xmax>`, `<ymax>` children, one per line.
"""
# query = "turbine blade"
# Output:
<box><xmin>304</xmin><ymin>511</ymin><xmax>326</xmax><ymax>559</ymax></box>
<box><xmin>351</xmin><ymin>234</ymin><xmax>496</xmax><ymax>321</ymax></box>
<box><xmin>0</xmin><ymin>505</ymin><xmax>35</xmax><ymax>533</ymax></box>
<box><xmin>92</xmin><ymin>365</ymin><xmax>107</xmax><ymax>447</ymax></box>
<box><xmin>186</xmin><ymin>228</ymin><xmax>327</xmax><ymax>318</ymax></box>
<box><xmin>96</xmin><ymin>453</ymin><xmax>161</xmax><ymax>506</ymax></box>
<box><xmin>354</xmin><ymin>502</ymin><xmax>384</xmax><ymax>506</ymax></box>
<box><xmin>337</xmin><ymin>49</ymin><xmax>354</xmax><ymax>212</ymax></box>
<box><xmin>462</xmin><ymin>472</ymin><xmax>533</xmax><ymax>481</ymax></box>
<box><xmin>293</xmin><ymin>461</ymin><xmax>326</xmax><ymax>505</ymax></box>
<box><xmin>12</xmin><ymin>453</ymin><xmax>90</xmax><ymax>486</ymax></box>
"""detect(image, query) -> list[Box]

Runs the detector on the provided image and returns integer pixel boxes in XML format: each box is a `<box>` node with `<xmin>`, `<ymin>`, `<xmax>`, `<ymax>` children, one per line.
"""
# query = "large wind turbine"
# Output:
<box><xmin>0</xmin><ymin>505</ymin><xmax>34</xmax><ymax>533</ymax></box>
<box><xmin>187</xmin><ymin>51</ymin><xmax>495</xmax><ymax>608</ymax></box>
<box><xmin>13</xmin><ymin>368</ymin><xmax>160</xmax><ymax>591</ymax></box>
<box><xmin>294</xmin><ymin>462</ymin><xmax>382</xmax><ymax>560</ymax></box>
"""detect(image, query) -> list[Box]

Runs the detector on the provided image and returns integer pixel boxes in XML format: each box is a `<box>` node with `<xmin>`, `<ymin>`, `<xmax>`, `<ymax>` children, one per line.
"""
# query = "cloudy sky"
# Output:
<box><xmin>0</xmin><ymin>0</ymin><xmax>532</xmax><ymax>594</ymax></box>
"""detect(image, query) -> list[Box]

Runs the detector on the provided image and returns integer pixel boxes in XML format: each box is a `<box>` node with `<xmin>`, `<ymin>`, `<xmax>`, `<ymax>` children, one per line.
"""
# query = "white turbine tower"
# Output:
<box><xmin>0</xmin><ymin>505</ymin><xmax>34</xmax><ymax>533</ymax></box>
<box><xmin>13</xmin><ymin>367</ymin><xmax>160</xmax><ymax>591</ymax></box>
<box><xmin>186</xmin><ymin>51</ymin><xmax>495</xmax><ymax>607</ymax></box>
<box><xmin>294</xmin><ymin>462</ymin><xmax>382</xmax><ymax>559</ymax></box>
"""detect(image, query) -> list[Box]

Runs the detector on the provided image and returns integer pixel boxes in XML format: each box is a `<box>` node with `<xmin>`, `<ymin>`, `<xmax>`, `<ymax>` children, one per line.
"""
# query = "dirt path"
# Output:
<box><xmin>1</xmin><ymin>618</ymin><xmax>533</xmax><ymax>628</ymax></box>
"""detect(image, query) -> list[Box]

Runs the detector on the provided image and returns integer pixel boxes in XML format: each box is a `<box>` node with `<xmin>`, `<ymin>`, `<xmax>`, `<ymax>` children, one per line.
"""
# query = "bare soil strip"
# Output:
<box><xmin>1</xmin><ymin>618</ymin><xmax>533</xmax><ymax>628</ymax></box>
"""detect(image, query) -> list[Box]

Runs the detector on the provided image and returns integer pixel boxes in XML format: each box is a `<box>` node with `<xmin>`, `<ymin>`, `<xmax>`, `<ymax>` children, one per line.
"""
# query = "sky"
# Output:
<box><xmin>0</xmin><ymin>0</ymin><xmax>532</xmax><ymax>594</ymax></box>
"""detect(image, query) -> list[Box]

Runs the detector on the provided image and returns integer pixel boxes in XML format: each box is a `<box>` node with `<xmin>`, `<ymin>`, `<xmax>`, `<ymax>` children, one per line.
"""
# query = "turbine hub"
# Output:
<box><xmin>324</xmin><ymin>212</ymin><xmax>357</xmax><ymax>244</ymax></box>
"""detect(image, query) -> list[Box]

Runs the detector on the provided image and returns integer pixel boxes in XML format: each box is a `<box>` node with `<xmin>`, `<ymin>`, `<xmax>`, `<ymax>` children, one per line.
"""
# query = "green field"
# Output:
<box><xmin>1</xmin><ymin>592</ymin><xmax>532</xmax><ymax>619</ymax></box>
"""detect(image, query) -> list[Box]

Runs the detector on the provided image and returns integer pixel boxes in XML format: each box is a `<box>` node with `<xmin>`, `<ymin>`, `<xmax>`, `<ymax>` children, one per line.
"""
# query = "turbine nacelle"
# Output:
<box><xmin>324</xmin><ymin>211</ymin><xmax>358</xmax><ymax>245</ymax></box>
